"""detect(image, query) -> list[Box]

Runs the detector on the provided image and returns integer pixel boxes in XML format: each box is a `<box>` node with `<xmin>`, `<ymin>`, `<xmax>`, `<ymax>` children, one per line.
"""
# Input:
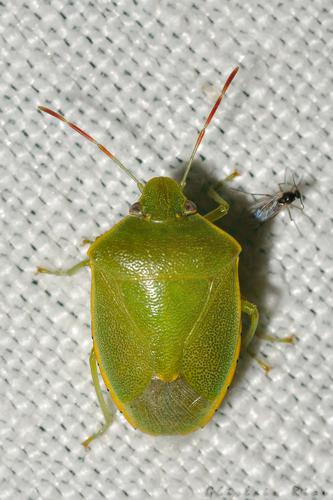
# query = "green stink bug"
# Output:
<box><xmin>37</xmin><ymin>67</ymin><xmax>260</xmax><ymax>446</ymax></box>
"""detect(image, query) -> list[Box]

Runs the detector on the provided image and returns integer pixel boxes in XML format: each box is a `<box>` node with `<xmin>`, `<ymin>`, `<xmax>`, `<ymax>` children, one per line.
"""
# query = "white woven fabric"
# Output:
<box><xmin>1</xmin><ymin>0</ymin><xmax>332</xmax><ymax>498</ymax></box>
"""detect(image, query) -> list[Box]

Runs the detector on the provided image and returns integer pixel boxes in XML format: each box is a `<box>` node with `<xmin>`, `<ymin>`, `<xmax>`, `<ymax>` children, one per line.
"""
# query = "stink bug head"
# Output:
<box><xmin>135</xmin><ymin>177</ymin><xmax>196</xmax><ymax>221</ymax></box>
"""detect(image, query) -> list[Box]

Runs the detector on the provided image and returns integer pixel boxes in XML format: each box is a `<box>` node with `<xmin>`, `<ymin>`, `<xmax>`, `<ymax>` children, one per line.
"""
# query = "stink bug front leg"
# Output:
<box><xmin>204</xmin><ymin>171</ymin><xmax>240</xmax><ymax>222</ymax></box>
<box><xmin>204</xmin><ymin>188</ymin><xmax>229</xmax><ymax>222</ymax></box>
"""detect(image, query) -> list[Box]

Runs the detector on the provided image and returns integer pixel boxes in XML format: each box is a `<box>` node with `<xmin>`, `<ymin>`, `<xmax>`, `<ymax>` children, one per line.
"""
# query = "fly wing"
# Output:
<box><xmin>250</xmin><ymin>194</ymin><xmax>281</xmax><ymax>222</ymax></box>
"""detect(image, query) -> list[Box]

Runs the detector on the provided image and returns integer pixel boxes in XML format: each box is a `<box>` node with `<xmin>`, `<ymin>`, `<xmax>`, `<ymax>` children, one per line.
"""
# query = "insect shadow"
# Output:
<box><xmin>176</xmin><ymin>160</ymin><xmax>282</xmax><ymax>383</ymax></box>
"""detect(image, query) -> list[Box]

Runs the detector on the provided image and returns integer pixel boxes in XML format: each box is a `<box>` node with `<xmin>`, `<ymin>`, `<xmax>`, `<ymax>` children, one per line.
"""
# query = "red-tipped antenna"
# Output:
<box><xmin>38</xmin><ymin>106</ymin><xmax>144</xmax><ymax>191</ymax></box>
<box><xmin>180</xmin><ymin>66</ymin><xmax>239</xmax><ymax>189</ymax></box>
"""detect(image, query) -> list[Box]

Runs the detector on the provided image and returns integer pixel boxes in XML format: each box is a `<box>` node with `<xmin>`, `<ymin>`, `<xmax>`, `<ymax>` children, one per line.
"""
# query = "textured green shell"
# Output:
<box><xmin>88</xmin><ymin>208</ymin><xmax>241</xmax><ymax>435</ymax></box>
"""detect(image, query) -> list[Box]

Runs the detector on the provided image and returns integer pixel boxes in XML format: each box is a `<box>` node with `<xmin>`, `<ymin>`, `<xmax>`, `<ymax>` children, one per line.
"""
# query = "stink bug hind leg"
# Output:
<box><xmin>82</xmin><ymin>349</ymin><xmax>114</xmax><ymax>448</ymax></box>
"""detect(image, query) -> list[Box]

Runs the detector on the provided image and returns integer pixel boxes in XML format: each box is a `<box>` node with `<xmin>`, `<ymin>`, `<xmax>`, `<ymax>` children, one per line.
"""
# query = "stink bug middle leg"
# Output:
<box><xmin>36</xmin><ymin>259</ymin><xmax>90</xmax><ymax>276</ymax></box>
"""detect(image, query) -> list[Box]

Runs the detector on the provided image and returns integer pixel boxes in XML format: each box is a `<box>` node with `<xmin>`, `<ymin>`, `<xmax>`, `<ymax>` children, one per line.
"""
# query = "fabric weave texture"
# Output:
<box><xmin>1</xmin><ymin>1</ymin><xmax>332</xmax><ymax>499</ymax></box>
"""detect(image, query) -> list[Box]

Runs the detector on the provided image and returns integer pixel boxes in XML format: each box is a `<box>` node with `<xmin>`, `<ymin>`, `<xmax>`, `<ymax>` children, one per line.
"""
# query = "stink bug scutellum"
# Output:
<box><xmin>37</xmin><ymin>67</ymin><xmax>291</xmax><ymax>446</ymax></box>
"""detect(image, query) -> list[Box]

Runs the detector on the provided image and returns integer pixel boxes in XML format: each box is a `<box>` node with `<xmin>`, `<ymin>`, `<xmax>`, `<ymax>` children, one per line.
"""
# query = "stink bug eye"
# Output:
<box><xmin>129</xmin><ymin>202</ymin><xmax>143</xmax><ymax>216</ymax></box>
<box><xmin>183</xmin><ymin>199</ymin><xmax>197</xmax><ymax>215</ymax></box>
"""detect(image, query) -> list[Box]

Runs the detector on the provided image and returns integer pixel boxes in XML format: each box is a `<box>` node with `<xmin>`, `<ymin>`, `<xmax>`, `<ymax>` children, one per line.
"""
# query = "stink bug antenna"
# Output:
<box><xmin>180</xmin><ymin>66</ymin><xmax>239</xmax><ymax>190</ymax></box>
<box><xmin>38</xmin><ymin>106</ymin><xmax>145</xmax><ymax>192</ymax></box>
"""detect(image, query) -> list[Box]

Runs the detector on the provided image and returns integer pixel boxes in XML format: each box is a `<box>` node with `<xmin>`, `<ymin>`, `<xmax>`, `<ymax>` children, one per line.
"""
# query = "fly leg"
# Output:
<box><xmin>82</xmin><ymin>349</ymin><xmax>114</xmax><ymax>448</ymax></box>
<box><xmin>36</xmin><ymin>259</ymin><xmax>90</xmax><ymax>276</ymax></box>
<box><xmin>204</xmin><ymin>171</ymin><xmax>240</xmax><ymax>222</ymax></box>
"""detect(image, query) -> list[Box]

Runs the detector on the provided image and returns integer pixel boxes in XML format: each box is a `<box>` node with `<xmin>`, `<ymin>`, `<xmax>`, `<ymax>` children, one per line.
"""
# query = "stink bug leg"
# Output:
<box><xmin>205</xmin><ymin>171</ymin><xmax>241</xmax><ymax>223</ymax></box>
<box><xmin>36</xmin><ymin>259</ymin><xmax>90</xmax><ymax>276</ymax></box>
<box><xmin>240</xmin><ymin>299</ymin><xmax>273</xmax><ymax>373</ymax></box>
<box><xmin>82</xmin><ymin>350</ymin><xmax>114</xmax><ymax>448</ymax></box>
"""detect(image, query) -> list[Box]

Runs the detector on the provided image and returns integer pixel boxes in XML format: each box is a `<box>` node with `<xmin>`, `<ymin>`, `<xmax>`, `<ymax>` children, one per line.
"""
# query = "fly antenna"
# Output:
<box><xmin>291</xmin><ymin>171</ymin><xmax>298</xmax><ymax>190</ymax></box>
<box><xmin>38</xmin><ymin>106</ymin><xmax>145</xmax><ymax>192</ymax></box>
<box><xmin>180</xmin><ymin>66</ymin><xmax>239</xmax><ymax>190</ymax></box>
